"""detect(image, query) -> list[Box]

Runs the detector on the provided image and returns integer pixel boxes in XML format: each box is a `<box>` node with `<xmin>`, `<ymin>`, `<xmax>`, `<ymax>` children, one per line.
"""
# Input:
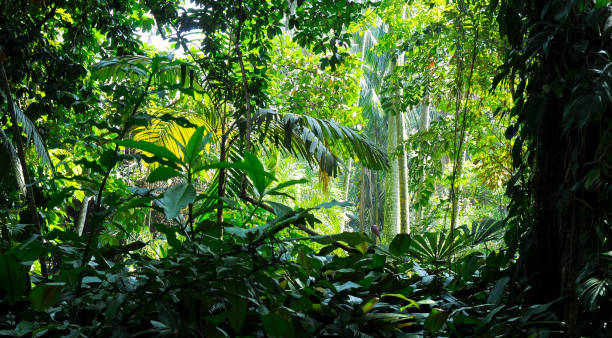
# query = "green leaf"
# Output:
<box><xmin>184</xmin><ymin>126</ymin><xmax>210</xmax><ymax>166</ymax></box>
<box><xmin>424</xmin><ymin>308</ymin><xmax>447</xmax><ymax>334</ymax></box>
<box><xmin>154</xmin><ymin>223</ymin><xmax>181</xmax><ymax>248</ymax></box>
<box><xmin>160</xmin><ymin>182</ymin><xmax>196</xmax><ymax>219</ymax></box>
<box><xmin>266</xmin><ymin>178</ymin><xmax>308</xmax><ymax>196</ymax></box>
<box><xmin>361</xmin><ymin>297</ymin><xmax>379</xmax><ymax>313</ymax></box>
<box><xmin>381</xmin><ymin>293</ymin><xmax>419</xmax><ymax>309</ymax></box>
<box><xmin>261</xmin><ymin>313</ymin><xmax>289</xmax><ymax>337</ymax></box>
<box><xmin>228</xmin><ymin>296</ymin><xmax>247</xmax><ymax>332</ymax></box>
<box><xmin>389</xmin><ymin>234</ymin><xmax>411</xmax><ymax>256</ymax></box>
<box><xmin>147</xmin><ymin>166</ymin><xmax>182</xmax><ymax>183</ymax></box>
<box><xmin>30</xmin><ymin>283</ymin><xmax>64</xmax><ymax>310</ymax></box>
<box><xmin>115</xmin><ymin>139</ymin><xmax>181</xmax><ymax>165</ymax></box>
<box><xmin>334</xmin><ymin>281</ymin><xmax>361</xmax><ymax>292</ymax></box>
<box><xmin>307</xmin><ymin>232</ymin><xmax>371</xmax><ymax>246</ymax></box>
<box><xmin>242</xmin><ymin>152</ymin><xmax>275</xmax><ymax>197</ymax></box>
<box><xmin>0</xmin><ymin>254</ymin><xmax>31</xmax><ymax>305</ymax></box>
<box><xmin>487</xmin><ymin>276</ymin><xmax>510</xmax><ymax>305</ymax></box>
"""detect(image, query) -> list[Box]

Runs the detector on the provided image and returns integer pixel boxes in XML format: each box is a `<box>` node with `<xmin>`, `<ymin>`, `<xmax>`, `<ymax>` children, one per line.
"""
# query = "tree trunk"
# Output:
<box><xmin>359</xmin><ymin>167</ymin><xmax>366</xmax><ymax>233</ymax></box>
<box><xmin>383</xmin><ymin>114</ymin><xmax>400</xmax><ymax>242</ymax></box>
<box><xmin>396</xmin><ymin>110</ymin><xmax>410</xmax><ymax>234</ymax></box>
<box><xmin>414</xmin><ymin>103</ymin><xmax>430</xmax><ymax>229</ymax></box>
<box><xmin>344</xmin><ymin>157</ymin><xmax>352</xmax><ymax>201</ymax></box>
<box><xmin>368</xmin><ymin>169</ymin><xmax>377</xmax><ymax>244</ymax></box>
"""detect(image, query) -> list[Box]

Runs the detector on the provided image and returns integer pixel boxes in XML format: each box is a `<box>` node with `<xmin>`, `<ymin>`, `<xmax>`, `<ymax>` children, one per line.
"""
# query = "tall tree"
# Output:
<box><xmin>495</xmin><ymin>0</ymin><xmax>612</xmax><ymax>334</ymax></box>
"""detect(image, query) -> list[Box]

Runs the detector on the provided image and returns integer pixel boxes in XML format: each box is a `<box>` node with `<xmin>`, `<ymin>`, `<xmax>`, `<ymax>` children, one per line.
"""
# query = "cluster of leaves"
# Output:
<box><xmin>0</xmin><ymin>197</ymin><xmax>558</xmax><ymax>337</ymax></box>
<box><xmin>494</xmin><ymin>0</ymin><xmax>612</xmax><ymax>334</ymax></box>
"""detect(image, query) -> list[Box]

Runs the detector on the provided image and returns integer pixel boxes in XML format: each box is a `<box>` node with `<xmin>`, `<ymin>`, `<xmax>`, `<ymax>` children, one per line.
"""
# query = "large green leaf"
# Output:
<box><xmin>13</xmin><ymin>103</ymin><xmax>54</xmax><ymax>173</ymax></box>
<box><xmin>228</xmin><ymin>296</ymin><xmax>247</xmax><ymax>332</ymax></box>
<box><xmin>115</xmin><ymin>139</ymin><xmax>181</xmax><ymax>165</ymax></box>
<box><xmin>389</xmin><ymin>234</ymin><xmax>412</xmax><ymax>256</ymax></box>
<box><xmin>0</xmin><ymin>254</ymin><xmax>31</xmax><ymax>305</ymax></box>
<box><xmin>183</xmin><ymin>126</ymin><xmax>211</xmax><ymax>166</ymax></box>
<box><xmin>256</xmin><ymin>110</ymin><xmax>387</xmax><ymax>177</ymax></box>
<box><xmin>487</xmin><ymin>276</ymin><xmax>510</xmax><ymax>305</ymax></box>
<box><xmin>160</xmin><ymin>182</ymin><xmax>196</xmax><ymax>219</ymax></box>
<box><xmin>261</xmin><ymin>313</ymin><xmax>289</xmax><ymax>337</ymax></box>
<box><xmin>424</xmin><ymin>308</ymin><xmax>447</xmax><ymax>334</ymax></box>
<box><xmin>30</xmin><ymin>283</ymin><xmax>64</xmax><ymax>310</ymax></box>
<box><xmin>147</xmin><ymin>166</ymin><xmax>182</xmax><ymax>183</ymax></box>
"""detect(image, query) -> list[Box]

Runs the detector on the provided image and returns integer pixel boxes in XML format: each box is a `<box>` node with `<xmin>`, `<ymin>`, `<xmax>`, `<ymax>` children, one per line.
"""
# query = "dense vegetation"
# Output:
<box><xmin>0</xmin><ymin>0</ymin><xmax>610</xmax><ymax>336</ymax></box>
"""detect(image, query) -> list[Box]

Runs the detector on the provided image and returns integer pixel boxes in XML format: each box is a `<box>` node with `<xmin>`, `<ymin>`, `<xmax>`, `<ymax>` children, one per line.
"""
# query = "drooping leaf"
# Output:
<box><xmin>13</xmin><ymin>103</ymin><xmax>54</xmax><ymax>173</ymax></box>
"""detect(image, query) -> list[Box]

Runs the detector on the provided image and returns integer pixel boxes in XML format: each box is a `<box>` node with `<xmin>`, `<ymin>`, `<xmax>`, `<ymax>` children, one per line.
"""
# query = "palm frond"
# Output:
<box><xmin>93</xmin><ymin>55</ymin><xmax>204</xmax><ymax>92</ymax></box>
<box><xmin>460</xmin><ymin>218</ymin><xmax>505</xmax><ymax>246</ymax></box>
<box><xmin>14</xmin><ymin>103</ymin><xmax>54</xmax><ymax>173</ymax></box>
<box><xmin>0</xmin><ymin>127</ymin><xmax>25</xmax><ymax>195</ymax></box>
<box><xmin>256</xmin><ymin>109</ymin><xmax>387</xmax><ymax>177</ymax></box>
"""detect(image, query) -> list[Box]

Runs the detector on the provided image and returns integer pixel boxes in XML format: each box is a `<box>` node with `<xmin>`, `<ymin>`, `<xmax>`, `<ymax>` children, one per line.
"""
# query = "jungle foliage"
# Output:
<box><xmin>0</xmin><ymin>0</ymin><xmax>610</xmax><ymax>337</ymax></box>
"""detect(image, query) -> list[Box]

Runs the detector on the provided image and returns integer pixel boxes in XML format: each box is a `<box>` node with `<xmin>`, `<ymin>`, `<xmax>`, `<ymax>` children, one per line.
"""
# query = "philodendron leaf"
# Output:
<box><xmin>147</xmin><ymin>166</ymin><xmax>182</xmax><ymax>183</ymax></box>
<box><xmin>160</xmin><ymin>182</ymin><xmax>196</xmax><ymax>219</ymax></box>
<box><xmin>389</xmin><ymin>234</ymin><xmax>412</xmax><ymax>256</ymax></box>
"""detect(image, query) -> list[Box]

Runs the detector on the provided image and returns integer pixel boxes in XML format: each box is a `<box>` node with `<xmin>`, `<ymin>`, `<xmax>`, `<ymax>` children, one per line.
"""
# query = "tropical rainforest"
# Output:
<box><xmin>0</xmin><ymin>0</ymin><xmax>610</xmax><ymax>336</ymax></box>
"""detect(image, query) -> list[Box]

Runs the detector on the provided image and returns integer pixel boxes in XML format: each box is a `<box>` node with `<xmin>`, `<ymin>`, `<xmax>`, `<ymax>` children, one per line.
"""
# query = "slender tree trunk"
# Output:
<box><xmin>450</xmin><ymin>149</ymin><xmax>465</xmax><ymax>233</ymax></box>
<box><xmin>217</xmin><ymin>104</ymin><xmax>228</xmax><ymax>239</ymax></box>
<box><xmin>359</xmin><ymin>167</ymin><xmax>366</xmax><ymax>233</ymax></box>
<box><xmin>396</xmin><ymin>110</ymin><xmax>410</xmax><ymax>234</ymax></box>
<box><xmin>344</xmin><ymin>157</ymin><xmax>352</xmax><ymax>201</ymax></box>
<box><xmin>414</xmin><ymin>103</ymin><xmax>430</xmax><ymax>229</ymax></box>
<box><xmin>368</xmin><ymin>169</ymin><xmax>378</xmax><ymax>244</ymax></box>
<box><xmin>383</xmin><ymin>115</ymin><xmax>400</xmax><ymax>242</ymax></box>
